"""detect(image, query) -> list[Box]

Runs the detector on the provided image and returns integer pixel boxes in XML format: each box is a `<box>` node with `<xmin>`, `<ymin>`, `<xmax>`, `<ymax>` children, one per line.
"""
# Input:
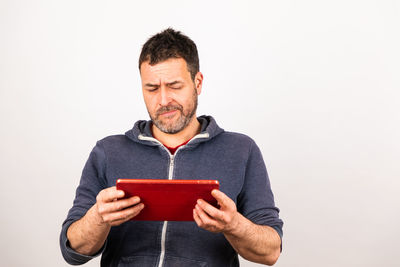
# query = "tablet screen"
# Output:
<box><xmin>116</xmin><ymin>179</ymin><xmax>219</xmax><ymax>221</ymax></box>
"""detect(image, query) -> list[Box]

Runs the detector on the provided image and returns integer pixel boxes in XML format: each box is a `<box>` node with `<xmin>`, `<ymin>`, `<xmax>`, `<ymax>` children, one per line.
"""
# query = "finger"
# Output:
<box><xmin>194</xmin><ymin>205</ymin><xmax>223</xmax><ymax>233</ymax></box>
<box><xmin>193</xmin><ymin>206</ymin><xmax>208</xmax><ymax>228</ymax></box>
<box><xmin>196</xmin><ymin>199</ymin><xmax>223</xmax><ymax>220</ymax></box>
<box><xmin>104</xmin><ymin>203</ymin><xmax>144</xmax><ymax>224</ymax></box>
<box><xmin>211</xmin><ymin>190</ymin><xmax>234</xmax><ymax>210</ymax></box>
<box><xmin>97</xmin><ymin>186</ymin><xmax>125</xmax><ymax>203</ymax></box>
<box><xmin>193</xmin><ymin>209</ymin><xmax>203</xmax><ymax>227</ymax></box>
<box><xmin>195</xmin><ymin>204</ymin><xmax>218</xmax><ymax>228</ymax></box>
<box><xmin>109</xmin><ymin>205</ymin><xmax>142</xmax><ymax>226</ymax></box>
<box><xmin>98</xmin><ymin>196</ymin><xmax>141</xmax><ymax>215</ymax></box>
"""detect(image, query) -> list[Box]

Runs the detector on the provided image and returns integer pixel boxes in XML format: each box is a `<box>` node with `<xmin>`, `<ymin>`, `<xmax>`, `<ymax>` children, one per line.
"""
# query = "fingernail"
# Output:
<box><xmin>197</xmin><ymin>199</ymin><xmax>202</xmax><ymax>205</ymax></box>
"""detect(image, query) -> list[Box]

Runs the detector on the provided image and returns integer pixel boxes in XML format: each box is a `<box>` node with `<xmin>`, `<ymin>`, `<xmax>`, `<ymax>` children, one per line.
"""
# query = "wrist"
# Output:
<box><xmin>88</xmin><ymin>204</ymin><xmax>108</xmax><ymax>228</ymax></box>
<box><xmin>224</xmin><ymin>211</ymin><xmax>245</xmax><ymax>237</ymax></box>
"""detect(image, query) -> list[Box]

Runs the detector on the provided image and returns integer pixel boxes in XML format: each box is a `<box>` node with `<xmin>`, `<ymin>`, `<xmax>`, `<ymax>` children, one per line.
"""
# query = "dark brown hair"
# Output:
<box><xmin>139</xmin><ymin>28</ymin><xmax>199</xmax><ymax>80</ymax></box>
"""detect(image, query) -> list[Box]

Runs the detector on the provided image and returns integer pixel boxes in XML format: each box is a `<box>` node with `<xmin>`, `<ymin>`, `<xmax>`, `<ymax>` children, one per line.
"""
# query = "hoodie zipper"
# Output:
<box><xmin>138</xmin><ymin>132</ymin><xmax>209</xmax><ymax>267</ymax></box>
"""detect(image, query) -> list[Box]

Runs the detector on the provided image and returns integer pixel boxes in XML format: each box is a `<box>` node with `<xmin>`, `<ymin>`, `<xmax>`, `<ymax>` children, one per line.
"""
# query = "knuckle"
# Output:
<box><xmin>124</xmin><ymin>210</ymin><xmax>132</xmax><ymax>218</ymax></box>
<box><xmin>120</xmin><ymin>213</ymin><xmax>127</xmax><ymax>221</ymax></box>
<box><xmin>97</xmin><ymin>206</ymin><xmax>105</xmax><ymax>214</ymax></box>
<box><xmin>102</xmin><ymin>215</ymin><xmax>110</xmax><ymax>223</ymax></box>
<box><xmin>202</xmin><ymin>217</ymin><xmax>211</xmax><ymax>225</ymax></box>
<box><xmin>115</xmin><ymin>202</ymin><xmax>124</xmax><ymax>211</ymax></box>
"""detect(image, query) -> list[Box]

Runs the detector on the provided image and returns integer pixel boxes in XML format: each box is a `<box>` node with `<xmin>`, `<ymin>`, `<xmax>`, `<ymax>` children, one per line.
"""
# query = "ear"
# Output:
<box><xmin>194</xmin><ymin>72</ymin><xmax>203</xmax><ymax>95</ymax></box>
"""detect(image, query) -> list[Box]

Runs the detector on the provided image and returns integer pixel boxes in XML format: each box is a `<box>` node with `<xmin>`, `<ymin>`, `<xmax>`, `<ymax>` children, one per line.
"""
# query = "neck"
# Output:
<box><xmin>152</xmin><ymin>116</ymin><xmax>201</xmax><ymax>148</ymax></box>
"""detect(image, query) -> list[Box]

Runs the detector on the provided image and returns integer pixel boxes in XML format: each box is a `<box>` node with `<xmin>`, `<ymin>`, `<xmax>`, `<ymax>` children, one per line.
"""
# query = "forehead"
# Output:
<box><xmin>140</xmin><ymin>58</ymin><xmax>191</xmax><ymax>83</ymax></box>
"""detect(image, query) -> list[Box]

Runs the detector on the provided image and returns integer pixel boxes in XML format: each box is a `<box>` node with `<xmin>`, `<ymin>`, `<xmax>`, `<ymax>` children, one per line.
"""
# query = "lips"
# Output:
<box><xmin>156</xmin><ymin>105</ymin><xmax>182</xmax><ymax>118</ymax></box>
<box><xmin>160</xmin><ymin>110</ymin><xmax>178</xmax><ymax>117</ymax></box>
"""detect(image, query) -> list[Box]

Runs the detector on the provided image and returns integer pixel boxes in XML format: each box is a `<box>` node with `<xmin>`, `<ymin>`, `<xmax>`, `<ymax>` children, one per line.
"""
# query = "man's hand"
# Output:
<box><xmin>193</xmin><ymin>189</ymin><xmax>281</xmax><ymax>265</ymax></box>
<box><xmin>67</xmin><ymin>186</ymin><xmax>144</xmax><ymax>255</ymax></box>
<box><xmin>193</xmin><ymin>189</ymin><xmax>239</xmax><ymax>234</ymax></box>
<box><xmin>94</xmin><ymin>186</ymin><xmax>144</xmax><ymax>226</ymax></box>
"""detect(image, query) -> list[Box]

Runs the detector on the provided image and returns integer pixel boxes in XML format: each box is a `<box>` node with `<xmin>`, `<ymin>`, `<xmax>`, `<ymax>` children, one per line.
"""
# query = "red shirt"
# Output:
<box><xmin>164</xmin><ymin>139</ymin><xmax>191</xmax><ymax>155</ymax></box>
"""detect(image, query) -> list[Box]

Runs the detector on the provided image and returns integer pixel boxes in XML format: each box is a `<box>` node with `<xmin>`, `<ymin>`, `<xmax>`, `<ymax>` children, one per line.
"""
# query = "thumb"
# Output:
<box><xmin>211</xmin><ymin>189</ymin><xmax>232</xmax><ymax>209</ymax></box>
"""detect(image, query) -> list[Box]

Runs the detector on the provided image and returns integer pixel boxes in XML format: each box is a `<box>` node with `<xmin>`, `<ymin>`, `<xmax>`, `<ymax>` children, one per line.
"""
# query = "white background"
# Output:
<box><xmin>1</xmin><ymin>1</ymin><xmax>399</xmax><ymax>266</ymax></box>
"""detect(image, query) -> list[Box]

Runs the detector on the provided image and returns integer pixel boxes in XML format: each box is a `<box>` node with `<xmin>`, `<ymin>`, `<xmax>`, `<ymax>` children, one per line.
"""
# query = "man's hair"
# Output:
<box><xmin>139</xmin><ymin>28</ymin><xmax>199</xmax><ymax>81</ymax></box>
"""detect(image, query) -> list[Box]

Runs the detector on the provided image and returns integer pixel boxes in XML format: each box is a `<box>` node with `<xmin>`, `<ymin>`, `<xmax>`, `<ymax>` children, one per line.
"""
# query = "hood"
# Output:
<box><xmin>125</xmin><ymin>115</ymin><xmax>224</xmax><ymax>147</ymax></box>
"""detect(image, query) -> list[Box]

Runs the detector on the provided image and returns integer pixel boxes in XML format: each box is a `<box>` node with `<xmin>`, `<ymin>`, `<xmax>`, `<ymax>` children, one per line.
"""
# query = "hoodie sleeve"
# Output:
<box><xmin>236</xmin><ymin>140</ymin><xmax>284</xmax><ymax>242</ymax></box>
<box><xmin>59</xmin><ymin>141</ymin><xmax>108</xmax><ymax>265</ymax></box>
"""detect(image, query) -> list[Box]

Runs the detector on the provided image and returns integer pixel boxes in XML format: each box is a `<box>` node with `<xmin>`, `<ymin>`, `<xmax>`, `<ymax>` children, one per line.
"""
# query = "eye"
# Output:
<box><xmin>147</xmin><ymin>87</ymin><xmax>158</xmax><ymax>92</ymax></box>
<box><xmin>170</xmin><ymin>86</ymin><xmax>182</xmax><ymax>90</ymax></box>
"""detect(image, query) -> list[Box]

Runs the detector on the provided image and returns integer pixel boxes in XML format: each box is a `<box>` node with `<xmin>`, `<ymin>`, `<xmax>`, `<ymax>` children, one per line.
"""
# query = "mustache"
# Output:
<box><xmin>156</xmin><ymin>104</ymin><xmax>183</xmax><ymax>116</ymax></box>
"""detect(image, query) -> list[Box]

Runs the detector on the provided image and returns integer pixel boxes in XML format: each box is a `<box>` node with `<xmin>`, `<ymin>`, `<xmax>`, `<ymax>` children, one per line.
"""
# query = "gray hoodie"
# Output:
<box><xmin>60</xmin><ymin>115</ymin><xmax>283</xmax><ymax>267</ymax></box>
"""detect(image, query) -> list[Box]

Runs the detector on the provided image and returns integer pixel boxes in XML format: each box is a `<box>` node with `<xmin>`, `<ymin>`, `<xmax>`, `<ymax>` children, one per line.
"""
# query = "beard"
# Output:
<box><xmin>149</xmin><ymin>89</ymin><xmax>198</xmax><ymax>134</ymax></box>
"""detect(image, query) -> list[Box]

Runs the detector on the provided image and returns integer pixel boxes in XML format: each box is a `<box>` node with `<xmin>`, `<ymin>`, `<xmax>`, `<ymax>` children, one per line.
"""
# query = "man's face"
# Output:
<box><xmin>140</xmin><ymin>58</ymin><xmax>202</xmax><ymax>134</ymax></box>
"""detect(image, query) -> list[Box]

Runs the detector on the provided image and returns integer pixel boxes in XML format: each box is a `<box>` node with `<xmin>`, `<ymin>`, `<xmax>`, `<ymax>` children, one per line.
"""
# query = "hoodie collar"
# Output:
<box><xmin>125</xmin><ymin>115</ymin><xmax>224</xmax><ymax>147</ymax></box>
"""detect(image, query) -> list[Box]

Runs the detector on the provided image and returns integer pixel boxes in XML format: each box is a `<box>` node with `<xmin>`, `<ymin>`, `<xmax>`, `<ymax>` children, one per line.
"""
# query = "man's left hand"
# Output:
<box><xmin>193</xmin><ymin>189</ymin><xmax>239</xmax><ymax>234</ymax></box>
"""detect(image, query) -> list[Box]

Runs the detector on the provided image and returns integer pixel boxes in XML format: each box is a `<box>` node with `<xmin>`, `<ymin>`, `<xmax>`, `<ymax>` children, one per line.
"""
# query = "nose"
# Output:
<box><xmin>159</xmin><ymin>86</ymin><xmax>172</xmax><ymax>106</ymax></box>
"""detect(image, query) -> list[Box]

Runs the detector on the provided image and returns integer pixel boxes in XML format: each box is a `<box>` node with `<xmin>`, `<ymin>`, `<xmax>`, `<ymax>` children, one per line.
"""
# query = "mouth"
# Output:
<box><xmin>159</xmin><ymin>109</ymin><xmax>178</xmax><ymax>118</ymax></box>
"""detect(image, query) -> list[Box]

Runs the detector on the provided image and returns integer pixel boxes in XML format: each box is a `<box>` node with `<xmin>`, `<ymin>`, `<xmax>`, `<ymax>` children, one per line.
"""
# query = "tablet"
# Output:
<box><xmin>116</xmin><ymin>179</ymin><xmax>220</xmax><ymax>221</ymax></box>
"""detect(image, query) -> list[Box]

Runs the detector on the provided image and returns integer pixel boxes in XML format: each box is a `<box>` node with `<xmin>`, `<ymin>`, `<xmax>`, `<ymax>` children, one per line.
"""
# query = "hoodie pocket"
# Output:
<box><xmin>163</xmin><ymin>255</ymin><xmax>208</xmax><ymax>267</ymax></box>
<box><xmin>118</xmin><ymin>255</ymin><xmax>158</xmax><ymax>267</ymax></box>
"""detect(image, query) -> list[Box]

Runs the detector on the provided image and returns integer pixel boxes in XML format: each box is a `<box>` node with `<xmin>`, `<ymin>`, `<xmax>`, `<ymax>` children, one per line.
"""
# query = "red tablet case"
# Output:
<box><xmin>116</xmin><ymin>179</ymin><xmax>220</xmax><ymax>221</ymax></box>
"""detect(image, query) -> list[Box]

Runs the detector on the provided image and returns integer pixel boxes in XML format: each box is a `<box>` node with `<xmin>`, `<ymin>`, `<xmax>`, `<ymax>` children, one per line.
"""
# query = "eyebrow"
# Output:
<box><xmin>144</xmin><ymin>81</ymin><xmax>183</xmax><ymax>87</ymax></box>
<box><xmin>144</xmin><ymin>83</ymin><xmax>159</xmax><ymax>88</ymax></box>
<box><xmin>166</xmin><ymin>81</ymin><xmax>182</xmax><ymax>86</ymax></box>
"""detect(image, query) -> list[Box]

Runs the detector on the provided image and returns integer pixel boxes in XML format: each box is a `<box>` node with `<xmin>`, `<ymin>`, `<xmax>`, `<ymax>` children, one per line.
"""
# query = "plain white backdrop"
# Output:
<box><xmin>1</xmin><ymin>1</ymin><xmax>399</xmax><ymax>266</ymax></box>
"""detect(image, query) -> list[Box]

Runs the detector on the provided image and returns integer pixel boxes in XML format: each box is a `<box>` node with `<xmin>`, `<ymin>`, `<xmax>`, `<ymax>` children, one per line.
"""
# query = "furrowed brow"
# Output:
<box><xmin>144</xmin><ymin>83</ymin><xmax>159</xmax><ymax>87</ymax></box>
<box><xmin>166</xmin><ymin>81</ymin><xmax>183</xmax><ymax>86</ymax></box>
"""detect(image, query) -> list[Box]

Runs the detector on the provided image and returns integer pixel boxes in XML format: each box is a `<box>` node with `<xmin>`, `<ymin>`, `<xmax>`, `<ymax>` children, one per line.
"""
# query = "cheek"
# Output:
<box><xmin>174</xmin><ymin>91</ymin><xmax>192</xmax><ymax>105</ymax></box>
<box><xmin>143</xmin><ymin>95</ymin><xmax>157</xmax><ymax>110</ymax></box>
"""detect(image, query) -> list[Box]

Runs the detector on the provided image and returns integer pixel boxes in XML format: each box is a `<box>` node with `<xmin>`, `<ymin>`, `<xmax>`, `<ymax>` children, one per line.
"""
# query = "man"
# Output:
<box><xmin>60</xmin><ymin>28</ymin><xmax>283</xmax><ymax>267</ymax></box>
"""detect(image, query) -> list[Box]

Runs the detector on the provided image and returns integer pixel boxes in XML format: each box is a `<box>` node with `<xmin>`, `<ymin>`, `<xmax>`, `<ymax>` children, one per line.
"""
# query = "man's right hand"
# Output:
<box><xmin>67</xmin><ymin>186</ymin><xmax>144</xmax><ymax>255</ymax></box>
<box><xmin>94</xmin><ymin>186</ymin><xmax>144</xmax><ymax>226</ymax></box>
